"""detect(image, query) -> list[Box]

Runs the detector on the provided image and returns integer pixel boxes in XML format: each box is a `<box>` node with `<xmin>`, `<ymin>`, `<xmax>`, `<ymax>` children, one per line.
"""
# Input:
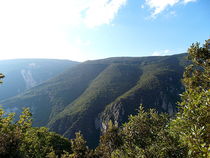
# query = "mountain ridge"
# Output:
<box><xmin>0</xmin><ymin>59</ymin><xmax>79</xmax><ymax>101</ymax></box>
<box><xmin>0</xmin><ymin>53</ymin><xmax>188</xmax><ymax>147</ymax></box>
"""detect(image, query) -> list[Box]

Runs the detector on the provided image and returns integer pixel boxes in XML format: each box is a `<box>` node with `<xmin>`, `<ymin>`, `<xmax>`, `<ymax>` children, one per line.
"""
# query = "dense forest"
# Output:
<box><xmin>0</xmin><ymin>41</ymin><xmax>209</xmax><ymax>158</ymax></box>
<box><xmin>1</xmin><ymin>53</ymin><xmax>187</xmax><ymax>148</ymax></box>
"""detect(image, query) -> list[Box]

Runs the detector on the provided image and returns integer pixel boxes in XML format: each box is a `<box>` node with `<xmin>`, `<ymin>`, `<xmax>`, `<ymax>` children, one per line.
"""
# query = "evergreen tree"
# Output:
<box><xmin>118</xmin><ymin>106</ymin><xmax>186</xmax><ymax>158</ymax></box>
<box><xmin>69</xmin><ymin>132</ymin><xmax>89</xmax><ymax>158</ymax></box>
<box><xmin>170</xmin><ymin>41</ymin><xmax>210</xmax><ymax>157</ymax></box>
<box><xmin>0</xmin><ymin>108</ymin><xmax>32</xmax><ymax>157</ymax></box>
<box><xmin>96</xmin><ymin>121</ymin><xmax>122</xmax><ymax>158</ymax></box>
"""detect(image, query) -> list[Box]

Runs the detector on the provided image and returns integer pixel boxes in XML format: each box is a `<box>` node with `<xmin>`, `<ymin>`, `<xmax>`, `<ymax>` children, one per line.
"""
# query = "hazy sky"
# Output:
<box><xmin>0</xmin><ymin>0</ymin><xmax>209</xmax><ymax>61</ymax></box>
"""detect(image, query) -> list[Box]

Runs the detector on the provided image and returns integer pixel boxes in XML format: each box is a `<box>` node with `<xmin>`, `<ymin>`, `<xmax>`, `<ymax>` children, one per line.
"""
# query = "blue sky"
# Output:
<box><xmin>0</xmin><ymin>0</ymin><xmax>209</xmax><ymax>61</ymax></box>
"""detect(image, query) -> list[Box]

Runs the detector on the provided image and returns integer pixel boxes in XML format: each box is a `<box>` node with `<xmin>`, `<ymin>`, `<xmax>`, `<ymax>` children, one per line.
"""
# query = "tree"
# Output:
<box><xmin>68</xmin><ymin>132</ymin><xmax>89</xmax><ymax>158</ymax></box>
<box><xmin>0</xmin><ymin>108</ymin><xmax>32</xmax><ymax>158</ymax></box>
<box><xmin>19</xmin><ymin>127</ymin><xmax>72</xmax><ymax>158</ymax></box>
<box><xmin>95</xmin><ymin>121</ymin><xmax>123</xmax><ymax>158</ymax></box>
<box><xmin>119</xmin><ymin>106</ymin><xmax>186</xmax><ymax>158</ymax></box>
<box><xmin>0</xmin><ymin>107</ymin><xmax>72</xmax><ymax>158</ymax></box>
<box><xmin>170</xmin><ymin>41</ymin><xmax>210</xmax><ymax>157</ymax></box>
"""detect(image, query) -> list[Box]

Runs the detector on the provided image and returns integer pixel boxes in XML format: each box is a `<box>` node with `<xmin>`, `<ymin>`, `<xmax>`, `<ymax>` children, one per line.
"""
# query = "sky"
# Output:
<box><xmin>0</xmin><ymin>0</ymin><xmax>209</xmax><ymax>61</ymax></box>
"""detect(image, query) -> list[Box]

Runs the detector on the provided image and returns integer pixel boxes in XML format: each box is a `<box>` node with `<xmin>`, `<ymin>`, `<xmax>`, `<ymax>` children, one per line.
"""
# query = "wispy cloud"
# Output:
<box><xmin>183</xmin><ymin>0</ymin><xmax>197</xmax><ymax>4</ymax></box>
<box><xmin>152</xmin><ymin>49</ymin><xmax>172</xmax><ymax>56</ymax></box>
<box><xmin>144</xmin><ymin>0</ymin><xmax>197</xmax><ymax>18</ymax></box>
<box><xmin>83</xmin><ymin>0</ymin><xmax>127</xmax><ymax>27</ymax></box>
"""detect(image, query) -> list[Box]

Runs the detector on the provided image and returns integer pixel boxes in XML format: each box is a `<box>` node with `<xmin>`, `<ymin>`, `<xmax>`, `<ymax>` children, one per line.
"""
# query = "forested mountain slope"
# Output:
<box><xmin>0</xmin><ymin>54</ymin><xmax>188</xmax><ymax>147</ymax></box>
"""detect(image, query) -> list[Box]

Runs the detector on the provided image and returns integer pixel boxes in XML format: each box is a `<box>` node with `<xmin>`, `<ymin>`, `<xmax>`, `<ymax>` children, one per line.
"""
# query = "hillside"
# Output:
<box><xmin>0</xmin><ymin>54</ymin><xmax>188</xmax><ymax>147</ymax></box>
<box><xmin>0</xmin><ymin>59</ymin><xmax>78</xmax><ymax>101</ymax></box>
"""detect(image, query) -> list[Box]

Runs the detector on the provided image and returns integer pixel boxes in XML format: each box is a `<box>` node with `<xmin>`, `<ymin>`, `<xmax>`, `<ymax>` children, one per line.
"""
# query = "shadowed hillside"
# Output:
<box><xmin>0</xmin><ymin>59</ymin><xmax>79</xmax><ymax>101</ymax></box>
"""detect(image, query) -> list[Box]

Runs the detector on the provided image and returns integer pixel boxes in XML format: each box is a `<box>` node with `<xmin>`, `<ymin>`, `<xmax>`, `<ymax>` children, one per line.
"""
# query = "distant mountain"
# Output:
<box><xmin>0</xmin><ymin>59</ymin><xmax>79</xmax><ymax>101</ymax></box>
<box><xmin>0</xmin><ymin>54</ymin><xmax>188</xmax><ymax>147</ymax></box>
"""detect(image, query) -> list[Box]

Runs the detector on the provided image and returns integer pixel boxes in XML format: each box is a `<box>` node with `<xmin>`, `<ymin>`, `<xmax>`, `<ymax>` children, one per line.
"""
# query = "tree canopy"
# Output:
<box><xmin>170</xmin><ymin>41</ymin><xmax>210</xmax><ymax>157</ymax></box>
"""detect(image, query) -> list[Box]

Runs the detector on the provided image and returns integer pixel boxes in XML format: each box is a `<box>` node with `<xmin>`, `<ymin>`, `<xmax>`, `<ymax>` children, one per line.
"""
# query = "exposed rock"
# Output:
<box><xmin>21</xmin><ymin>69</ymin><xmax>37</xmax><ymax>89</ymax></box>
<box><xmin>168</xmin><ymin>102</ymin><xmax>174</xmax><ymax>116</ymax></box>
<box><xmin>94</xmin><ymin>116</ymin><xmax>101</xmax><ymax>130</ymax></box>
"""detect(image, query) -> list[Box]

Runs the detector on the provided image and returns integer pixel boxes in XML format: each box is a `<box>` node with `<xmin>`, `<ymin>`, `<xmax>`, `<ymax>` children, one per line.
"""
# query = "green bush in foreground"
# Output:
<box><xmin>170</xmin><ymin>41</ymin><xmax>210</xmax><ymax>157</ymax></box>
<box><xmin>0</xmin><ymin>108</ymin><xmax>72</xmax><ymax>158</ymax></box>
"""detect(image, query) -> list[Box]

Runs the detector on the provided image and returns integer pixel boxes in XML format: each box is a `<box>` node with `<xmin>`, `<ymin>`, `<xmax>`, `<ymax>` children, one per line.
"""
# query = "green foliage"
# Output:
<box><xmin>19</xmin><ymin>127</ymin><xmax>72</xmax><ymax>158</ymax></box>
<box><xmin>170</xmin><ymin>41</ymin><xmax>210</xmax><ymax>157</ymax></box>
<box><xmin>0</xmin><ymin>108</ymin><xmax>31</xmax><ymax>157</ymax></box>
<box><xmin>0</xmin><ymin>40</ymin><xmax>208</xmax><ymax>157</ymax></box>
<box><xmin>46</xmin><ymin>54</ymin><xmax>186</xmax><ymax>147</ymax></box>
<box><xmin>1</xmin><ymin>54</ymin><xmax>187</xmax><ymax>148</ymax></box>
<box><xmin>116</xmin><ymin>106</ymin><xmax>187</xmax><ymax>158</ymax></box>
<box><xmin>68</xmin><ymin>132</ymin><xmax>90</xmax><ymax>158</ymax></box>
<box><xmin>122</xmin><ymin>106</ymin><xmax>168</xmax><ymax>148</ymax></box>
<box><xmin>0</xmin><ymin>107</ymin><xmax>72</xmax><ymax>158</ymax></box>
<box><xmin>96</xmin><ymin>121</ymin><xmax>123</xmax><ymax>158</ymax></box>
<box><xmin>0</xmin><ymin>104</ymin><xmax>187</xmax><ymax>158</ymax></box>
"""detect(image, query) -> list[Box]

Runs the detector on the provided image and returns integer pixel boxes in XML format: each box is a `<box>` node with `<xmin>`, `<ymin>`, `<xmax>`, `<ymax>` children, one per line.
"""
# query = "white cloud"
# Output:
<box><xmin>144</xmin><ymin>0</ymin><xmax>197</xmax><ymax>18</ymax></box>
<box><xmin>0</xmin><ymin>0</ymin><xmax>126</xmax><ymax>61</ymax></box>
<box><xmin>152</xmin><ymin>51</ymin><xmax>161</xmax><ymax>56</ymax></box>
<box><xmin>83</xmin><ymin>0</ymin><xmax>127</xmax><ymax>27</ymax></box>
<box><xmin>183</xmin><ymin>0</ymin><xmax>197</xmax><ymax>3</ymax></box>
<box><xmin>145</xmin><ymin>0</ymin><xmax>179</xmax><ymax>18</ymax></box>
<box><xmin>152</xmin><ymin>49</ymin><xmax>172</xmax><ymax>56</ymax></box>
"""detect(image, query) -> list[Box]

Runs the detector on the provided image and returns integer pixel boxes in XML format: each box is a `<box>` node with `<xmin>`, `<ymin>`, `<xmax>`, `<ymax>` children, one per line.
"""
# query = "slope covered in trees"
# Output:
<box><xmin>0</xmin><ymin>40</ymin><xmax>209</xmax><ymax>157</ymax></box>
<box><xmin>0</xmin><ymin>54</ymin><xmax>187</xmax><ymax>147</ymax></box>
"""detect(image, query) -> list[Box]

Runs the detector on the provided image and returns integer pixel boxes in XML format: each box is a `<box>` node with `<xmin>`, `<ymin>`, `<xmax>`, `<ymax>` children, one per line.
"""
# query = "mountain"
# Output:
<box><xmin>0</xmin><ymin>59</ymin><xmax>79</xmax><ymax>101</ymax></box>
<box><xmin>0</xmin><ymin>54</ymin><xmax>188</xmax><ymax>147</ymax></box>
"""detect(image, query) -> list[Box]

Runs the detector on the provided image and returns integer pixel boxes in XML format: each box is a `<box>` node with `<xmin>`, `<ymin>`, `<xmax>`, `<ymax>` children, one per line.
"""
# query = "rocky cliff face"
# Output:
<box><xmin>21</xmin><ymin>69</ymin><xmax>37</xmax><ymax>89</ymax></box>
<box><xmin>99</xmin><ymin>81</ymin><xmax>183</xmax><ymax>132</ymax></box>
<box><xmin>98</xmin><ymin>59</ymin><xmax>185</xmax><ymax>132</ymax></box>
